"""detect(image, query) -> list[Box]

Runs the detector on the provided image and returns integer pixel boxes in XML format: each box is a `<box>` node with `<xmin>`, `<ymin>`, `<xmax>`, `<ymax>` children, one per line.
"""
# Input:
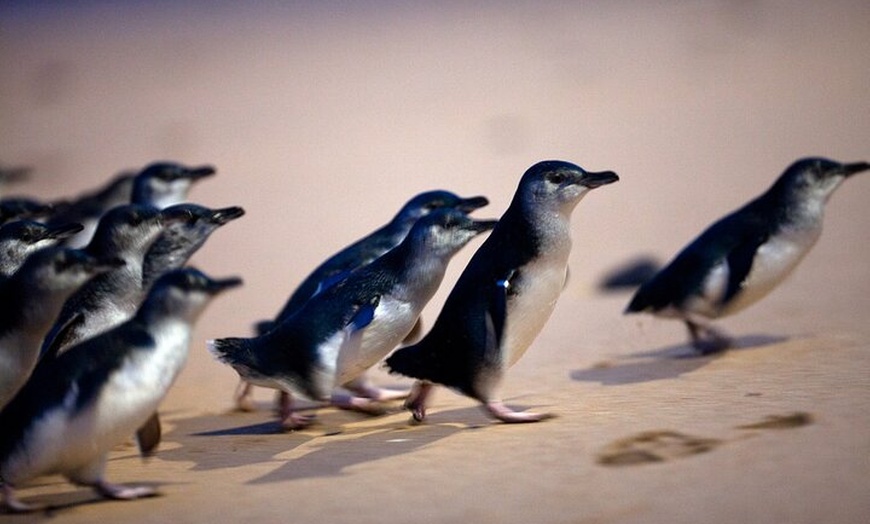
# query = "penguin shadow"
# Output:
<box><xmin>596</xmin><ymin>411</ymin><xmax>814</xmax><ymax>467</ymax></box>
<box><xmin>155</xmin><ymin>410</ymin><xmax>316</xmax><ymax>472</ymax></box>
<box><xmin>570</xmin><ymin>334</ymin><xmax>787</xmax><ymax>385</ymax></box>
<box><xmin>248</xmin><ymin>420</ymin><xmax>465</xmax><ymax>485</ymax></box>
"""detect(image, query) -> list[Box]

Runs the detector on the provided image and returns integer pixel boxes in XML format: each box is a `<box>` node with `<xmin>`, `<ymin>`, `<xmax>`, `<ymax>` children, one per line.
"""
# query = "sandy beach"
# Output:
<box><xmin>1</xmin><ymin>2</ymin><xmax>869</xmax><ymax>523</ymax></box>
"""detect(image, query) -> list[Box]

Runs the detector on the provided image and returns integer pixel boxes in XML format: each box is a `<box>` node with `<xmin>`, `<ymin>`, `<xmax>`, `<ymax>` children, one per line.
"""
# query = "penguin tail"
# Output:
<box><xmin>253</xmin><ymin>320</ymin><xmax>275</xmax><ymax>337</ymax></box>
<box><xmin>207</xmin><ymin>337</ymin><xmax>255</xmax><ymax>368</ymax></box>
<box><xmin>385</xmin><ymin>344</ymin><xmax>434</xmax><ymax>381</ymax></box>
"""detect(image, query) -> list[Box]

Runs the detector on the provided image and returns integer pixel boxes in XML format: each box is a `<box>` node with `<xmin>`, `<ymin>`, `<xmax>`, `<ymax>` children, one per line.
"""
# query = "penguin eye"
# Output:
<box><xmin>548</xmin><ymin>173</ymin><xmax>566</xmax><ymax>185</ymax></box>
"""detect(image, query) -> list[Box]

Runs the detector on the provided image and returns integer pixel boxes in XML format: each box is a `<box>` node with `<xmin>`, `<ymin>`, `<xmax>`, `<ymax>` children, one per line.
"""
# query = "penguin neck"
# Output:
<box><xmin>505</xmin><ymin>197</ymin><xmax>576</xmax><ymax>256</ymax></box>
<box><xmin>379</xmin><ymin>237</ymin><xmax>450</xmax><ymax>299</ymax></box>
<box><xmin>142</xmin><ymin>231</ymin><xmax>207</xmax><ymax>289</ymax></box>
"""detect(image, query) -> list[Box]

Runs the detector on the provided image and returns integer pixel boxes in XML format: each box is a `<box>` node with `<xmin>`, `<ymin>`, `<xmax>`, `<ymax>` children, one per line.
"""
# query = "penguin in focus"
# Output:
<box><xmin>39</xmin><ymin>204</ymin><xmax>166</xmax><ymax>359</ymax></box>
<box><xmin>386</xmin><ymin>160</ymin><xmax>619</xmax><ymax>423</ymax></box>
<box><xmin>0</xmin><ymin>268</ymin><xmax>241</xmax><ymax>512</ymax></box>
<box><xmin>209</xmin><ymin>208</ymin><xmax>496</xmax><ymax>429</ymax></box>
<box><xmin>625</xmin><ymin>157</ymin><xmax>870</xmax><ymax>353</ymax></box>
<box><xmin>0</xmin><ymin>247</ymin><xmax>120</xmax><ymax>410</ymax></box>
<box><xmin>235</xmin><ymin>189</ymin><xmax>489</xmax><ymax>412</ymax></box>
<box><xmin>0</xmin><ymin>220</ymin><xmax>84</xmax><ymax>279</ymax></box>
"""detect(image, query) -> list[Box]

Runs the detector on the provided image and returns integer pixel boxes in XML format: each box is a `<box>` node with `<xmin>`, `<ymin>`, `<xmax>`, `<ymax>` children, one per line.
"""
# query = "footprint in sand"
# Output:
<box><xmin>597</xmin><ymin>411</ymin><xmax>813</xmax><ymax>467</ymax></box>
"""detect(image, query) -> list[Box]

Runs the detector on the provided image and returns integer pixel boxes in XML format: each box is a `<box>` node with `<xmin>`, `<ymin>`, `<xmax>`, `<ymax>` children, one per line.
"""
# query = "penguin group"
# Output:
<box><xmin>0</xmin><ymin>162</ymin><xmax>243</xmax><ymax>512</ymax></box>
<box><xmin>1</xmin><ymin>155</ymin><xmax>867</xmax><ymax>512</ymax></box>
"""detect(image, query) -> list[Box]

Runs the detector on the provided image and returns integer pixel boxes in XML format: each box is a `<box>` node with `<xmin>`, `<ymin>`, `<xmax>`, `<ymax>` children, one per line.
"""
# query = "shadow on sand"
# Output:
<box><xmin>571</xmin><ymin>334</ymin><xmax>788</xmax><ymax>385</ymax></box>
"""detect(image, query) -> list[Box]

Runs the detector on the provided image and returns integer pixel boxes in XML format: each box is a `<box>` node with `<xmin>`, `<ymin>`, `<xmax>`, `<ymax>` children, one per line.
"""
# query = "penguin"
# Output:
<box><xmin>0</xmin><ymin>197</ymin><xmax>53</xmax><ymax>227</ymax></box>
<box><xmin>625</xmin><ymin>157</ymin><xmax>870</xmax><ymax>353</ymax></box>
<box><xmin>39</xmin><ymin>205</ymin><xmax>166</xmax><ymax>360</ymax></box>
<box><xmin>141</xmin><ymin>203</ymin><xmax>245</xmax><ymax>290</ymax></box>
<box><xmin>0</xmin><ymin>268</ymin><xmax>241</xmax><ymax>512</ymax></box>
<box><xmin>130</xmin><ymin>162</ymin><xmax>216</xmax><ymax>209</ymax></box>
<box><xmin>0</xmin><ymin>247</ymin><xmax>120</xmax><ymax>410</ymax></box>
<box><xmin>0</xmin><ymin>220</ymin><xmax>84</xmax><ymax>280</ymax></box>
<box><xmin>0</xmin><ymin>166</ymin><xmax>30</xmax><ymax>199</ymax></box>
<box><xmin>386</xmin><ymin>160</ymin><xmax>619</xmax><ymax>423</ymax></box>
<box><xmin>235</xmin><ymin>189</ymin><xmax>489</xmax><ymax>412</ymax></box>
<box><xmin>209</xmin><ymin>208</ymin><xmax>496</xmax><ymax>429</ymax></box>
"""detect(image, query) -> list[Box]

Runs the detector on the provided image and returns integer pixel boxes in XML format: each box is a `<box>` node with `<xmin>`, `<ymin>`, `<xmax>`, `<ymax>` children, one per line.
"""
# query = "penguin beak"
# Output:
<box><xmin>210</xmin><ymin>206</ymin><xmax>246</xmax><ymax>225</ymax></box>
<box><xmin>841</xmin><ymin>161</ymin><xmax>870</xmax><ymax>177</ymax></box>
<box><xmin>185</xmin><ymin>165</ymin><xmax>217</xmax><ymax>181</ymax></box>
<box><xmin>205</xmin><ymin>276</ymin><xmax>243</xmax><ymax>294</ymax></box>
<box><xmin>45</xmin><ymin>222</ymin><xmax>85</xmax><ymax>240</ymax></box>
<box><xmin>578</xmin><ymin>170</ymin><xmax>619</xmax><ymax>189</ymax></box>
<box><xmin>470</xmin><ymin>219</ymin><xmax>498</xmax><ymax>233</ymax></box>
<box><xmin>456</xmin><ymin>196</ymin><xmax>490</xmax><ymax>213</ymax></box>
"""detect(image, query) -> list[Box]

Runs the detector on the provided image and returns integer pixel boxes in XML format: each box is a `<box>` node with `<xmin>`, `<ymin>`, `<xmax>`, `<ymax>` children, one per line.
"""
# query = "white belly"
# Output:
<box><xmin>501</xmin><ymin>255</ymin><xmax>569</xmax><ymax>368</ymax></box>
<box><xmin>3</xmin><ymin>323</ymin><xmax>190</xmax><ymax>484</ymax></box>
<box><xmin>333</xmin><ymin>297</ymin><xmax>417</xmax><ymax>386</ymax></box>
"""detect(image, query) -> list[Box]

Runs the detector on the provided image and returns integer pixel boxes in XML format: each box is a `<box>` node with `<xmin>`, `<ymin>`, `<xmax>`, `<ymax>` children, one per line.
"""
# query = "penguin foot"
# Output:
<box><xmin>686</xmin><ymin>321</ymin><xmax>732</xmax><ymax>355</ymax></box>
<box><xmin>331</xmin><ymin>393</ymin><xmax>389</xmax><ymax>415</ymax></box>
<box><xmin>405</xmin><ymin>381</ymin><xmax>434</xmax><ymax>423</ymax></box>
<box><xmin>280</xmin><ymin>412</ymin><xmax>316</xmax><ymax>431</ymax></box>
<box><xmin>93</xmin><ymin>481</ymin><xmax>157</xmax><ymax>501</ymax></box>
<box><xmin>2</xmin><ymin>484</ymin><xmax>42</xmax><ymax>513</ymax></box>
<box><xmin>233</xmin><ymin>380</ymin><xmax>257</xmax><ymax>412</ymax></box>
<box><xmin>344</xmin><ymin>381</ymin><xmax>411</xmax><ymax>402</ymax></box>
<box><xmin>484</xmin><ymin>401</ymin><xmax>555</xmax><ymax>423</ymax></box>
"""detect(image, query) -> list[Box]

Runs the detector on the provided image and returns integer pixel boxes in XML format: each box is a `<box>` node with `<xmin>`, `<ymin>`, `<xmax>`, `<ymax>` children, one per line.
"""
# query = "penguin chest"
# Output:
<box><xmin>501</xmin><ymin>255</ymin><xmax>569</xmax><ymax>368</ymax></box>
<box><xmin>721</xmin><ymin>224</ymin><xmax>821</xmax><ymax>315</ymax></box>
<box><xmin>333</xmin><ymin>297</ymin><xmax>416</xmax><ymax>387</ymax></box>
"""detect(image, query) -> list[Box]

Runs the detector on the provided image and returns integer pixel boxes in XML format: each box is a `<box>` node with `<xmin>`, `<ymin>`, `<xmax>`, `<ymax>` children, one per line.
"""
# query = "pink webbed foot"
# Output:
<box><xmin>484</xmin><ymin>400</ymin><xmax>555</xmax><ymax>423</ymax></box>
<box><xmin>278</xmin><ymin>392</ymin><xmax>318</xmax><ymax>430</ymax></box>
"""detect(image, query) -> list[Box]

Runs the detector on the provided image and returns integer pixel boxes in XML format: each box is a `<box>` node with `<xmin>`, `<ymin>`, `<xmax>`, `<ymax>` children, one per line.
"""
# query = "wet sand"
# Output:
<box><xmin>1</xmin><ymin>2</ymin><xmax>869</xmax><ymax>523</ymax></box>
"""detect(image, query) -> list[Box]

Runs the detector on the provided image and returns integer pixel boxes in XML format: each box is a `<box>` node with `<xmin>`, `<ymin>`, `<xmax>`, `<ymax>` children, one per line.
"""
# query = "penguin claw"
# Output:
<box><xmin>280</xmin><ymin>412</ymin><xmax>316</xmax><ymax>431</ymax></box>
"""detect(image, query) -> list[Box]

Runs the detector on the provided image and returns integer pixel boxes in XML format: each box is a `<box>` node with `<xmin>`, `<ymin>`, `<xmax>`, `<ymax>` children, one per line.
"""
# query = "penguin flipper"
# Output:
<box><xmin>721</xmin><ymin>231</ymin><xmax>768</xmax><ymax>305</ymax></box>
<box><xmin>486</xmin><ymin>269</ymin><xmax>516</xmax><ymax>353</ymax></box>
<box><xmin>136</xmin><ymin>412</ymin><xmax>162</xmax><ymax>457</ymax></box>
<box><xmin>347</xmin><ymin>295</ymin><xmax>379</xmax><ymax>333</ymax></box>
<box><xmin>40</xmin><ymin>312</ymin><xmax>85</xmax><ymax>360</ymax></box>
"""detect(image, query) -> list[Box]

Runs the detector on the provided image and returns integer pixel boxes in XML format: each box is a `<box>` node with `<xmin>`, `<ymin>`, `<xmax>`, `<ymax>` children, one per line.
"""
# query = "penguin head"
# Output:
<box><xmin>131</xmin><ymin>162</ymin><xmax>216</xmax><ymax>208</ymax></box>
<box><xmin>151</xmin><ymin>204</ymin><xmax>246</xmax><ymax>255</ymax></box>
<box><xmin>0</xmin><ymin>197</ymin><xmax>54</xmax><ymax>226</ymax></box>
<box><xmin>142</xmin><ymin>267</ymin><xmax>242</xmax><ymax>323</ymax></box>
<box><xmin>775</xmin><ymin>157</ymin><xmax>870</xmax><ymax>205</ymax></box>
<box><xmin>0</xmin><ymin>220</ymin><xmax>84</xmax><ymax>267</ymax></box>
<box><xmin>394</xmin><ymin>190</ymin><xmax>490</xmax><ymax>226</ymax></box>
<box><xmin>406</xmin><ymin>208</ymin><xmax>497</xmax><ymax>258</ymax></box>
<box><xmin>517</xmin><ymin>160</ymin><xmax>619</xmax><ymax>215</ymax></box>
<box><xmin>88</xmin><ymin>204</ymin><xmax>165</xmax><ymax>257</ymax></box>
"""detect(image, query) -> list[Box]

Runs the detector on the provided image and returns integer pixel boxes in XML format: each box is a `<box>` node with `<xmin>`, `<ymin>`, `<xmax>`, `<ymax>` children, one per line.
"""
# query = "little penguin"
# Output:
<box><xmin>386</xmin><ymin>160</ymin><xmax>619</xmax><ymax>423</ymax></box>
<box><xmin>0</xmin><ymin>247</ymin><xmax>120</xmax><ymax>410</ymax></box>
<box><xmin>625</xmin><ymin>157</ymin><xmax>870</xmax><ymax>353</ymax></box>
<box><xmin>0</xmin><ymin>268</ymin><xmax>241</xmax><ymax>512</ymax></box>
<box><xmin>0</xmin><ymin>197</ymin><xmax>53</xmax><ymax>227</ymax></box>
<box><xmin>39</xmin><ymin>204</ymin><xmax>166</xmax><ymax>359</ymax></box>
<box><xmin>236</xmin><ymin>189</ymin><xmax>489</xmax><ymax>412</ymax></box>
<box><xmin>209</xmin><ymin>208</ymin><xmax>496</xmax><ymax>429</ymax></box>
<box><xmin>130</xmin><ymin>161</ymin><xmax>216</xmax><ymax>209</ymax></box>
<box><xmin>0</xmin><ymin>220</ymin><xmax>84</xmax><ymax>279</ymax></box>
